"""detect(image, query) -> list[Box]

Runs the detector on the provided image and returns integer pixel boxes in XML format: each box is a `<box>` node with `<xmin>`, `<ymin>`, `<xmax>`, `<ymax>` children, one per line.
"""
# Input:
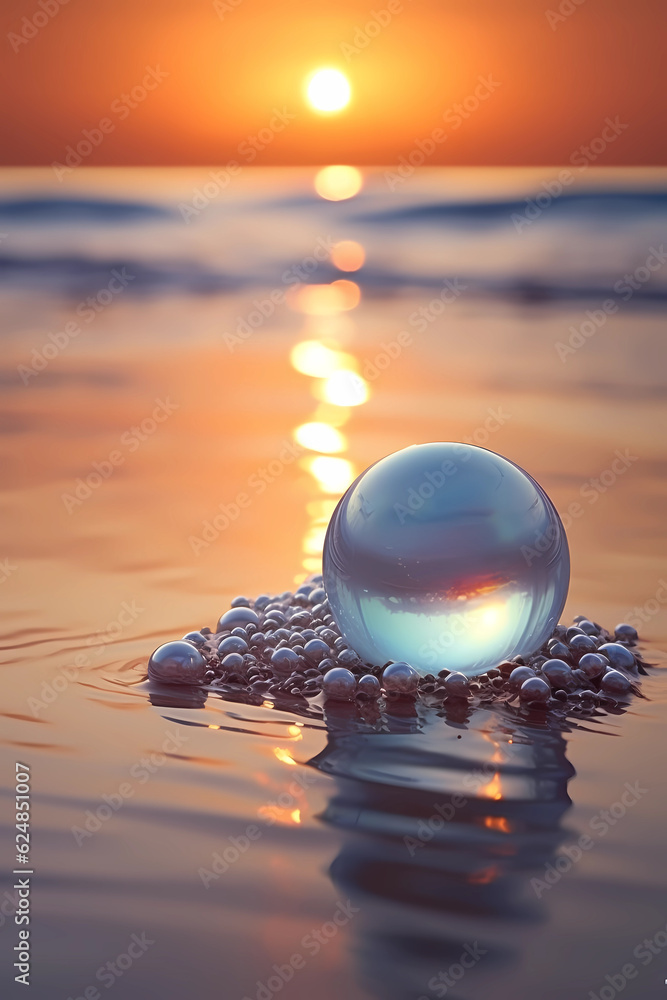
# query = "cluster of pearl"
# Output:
<box><xmin>147</xmin><ymin>584</ymin><xmax>643</xmax><ymax>713</ymax></box>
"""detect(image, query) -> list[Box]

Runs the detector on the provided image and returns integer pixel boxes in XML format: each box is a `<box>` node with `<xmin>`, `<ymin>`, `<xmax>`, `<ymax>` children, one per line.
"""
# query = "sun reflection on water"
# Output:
<box><xmin>290</xmin><ymin>179</ymin><xmax>369</xmax><ymax>583</ymax></box>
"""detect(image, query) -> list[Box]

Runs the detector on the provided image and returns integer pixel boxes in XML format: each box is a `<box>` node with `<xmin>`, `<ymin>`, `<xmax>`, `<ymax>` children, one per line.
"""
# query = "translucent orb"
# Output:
<box><xmin>323</xmin><ymin>443</ymin><xmax>570</xmax><ymax>677</ymax></box>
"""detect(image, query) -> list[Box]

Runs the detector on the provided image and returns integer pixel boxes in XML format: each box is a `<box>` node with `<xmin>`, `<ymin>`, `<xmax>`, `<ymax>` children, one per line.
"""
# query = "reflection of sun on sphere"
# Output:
<box><xmin>314</xmin><ymin>165</ymin><xmax>363</xmax><ymax>201</ymax></box>
<box><xmin>306</xmin><ymin>68</ymin><xmax>351</xmax><ymax>112</ymax></box>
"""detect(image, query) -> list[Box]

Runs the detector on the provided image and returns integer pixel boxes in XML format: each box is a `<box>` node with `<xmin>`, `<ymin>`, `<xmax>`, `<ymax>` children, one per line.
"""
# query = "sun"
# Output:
<box><xmin>306</xmin><ymin>69</ymin><xmax>351</xmax><ymax>113</ymax></box>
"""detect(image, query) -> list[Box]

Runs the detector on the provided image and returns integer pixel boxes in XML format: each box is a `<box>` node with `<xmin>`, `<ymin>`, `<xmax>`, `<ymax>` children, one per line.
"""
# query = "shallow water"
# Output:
<box><xmin>1</xmin><ymin>167</ymin><xmax>666</xmax><ymax>1000</ymax></box>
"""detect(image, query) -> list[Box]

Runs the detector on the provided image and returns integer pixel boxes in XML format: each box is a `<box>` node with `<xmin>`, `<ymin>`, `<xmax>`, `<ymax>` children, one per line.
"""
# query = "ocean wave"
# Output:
<box><xmin>354</xmin><ymin>189</ymin><xmax>667</xmax><ymax>226</ymax></box>
<box><xmin>1</xmin><ymin>253</ymin><xmax>665</xmax><ymax>305</ymax></box>
<box><xmin>0</xmin><ymin>196</ymin><xmax>175</xmax><ymax>222</ymax></box>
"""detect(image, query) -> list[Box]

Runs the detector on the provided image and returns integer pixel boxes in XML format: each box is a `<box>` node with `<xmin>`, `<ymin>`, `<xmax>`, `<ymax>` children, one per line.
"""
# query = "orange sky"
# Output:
<box><xmin>1</xmin><ymin>0</ymin><xmax>664</xmax><ymax>165</ymax></box>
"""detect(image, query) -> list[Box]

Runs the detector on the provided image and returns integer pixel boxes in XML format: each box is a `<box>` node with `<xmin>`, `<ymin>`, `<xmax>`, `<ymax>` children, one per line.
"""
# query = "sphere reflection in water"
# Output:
<box><xmin>323</xmin><ymin>443</ymin><xmax>569</xmax><ymax>676</ymax></box>
<box><xmin>308</xmin><ymin>711</ymin><xmax>575</xmax><ymax>1000</ymax></box>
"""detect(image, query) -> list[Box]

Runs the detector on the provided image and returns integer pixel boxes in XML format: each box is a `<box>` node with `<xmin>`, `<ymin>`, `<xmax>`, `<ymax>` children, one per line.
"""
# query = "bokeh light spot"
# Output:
<box><xmin>288</xmin><ymin>280</ymin><xmax>360</xmax><ymax>315</ymax></box>
<box><xmin>319</xmin><ymin>369</ymin><xmax>370</xmax><ymax>407</ymax></box>
<box><xmin>290</xmin><ymin>340</ymin><xmax>356</xmax><ymax>378</ymax></box>
<box><xmin>314</xmin><ymin>165</ymin><xmax>363</xmax><ymax>201</ymax></box>
<box><xmin>294</xmin><ymin>422</ymin><xmax>347</xmax><ymax>454</ymax></box>
<box><xmin>331</xmin><ymin>240</ymin><xmax>366</xmax><ymax>272</ymax></box>
<box><xmin>304</xmin><ymin>456</ymin><xmax>356</xmax><ymax>494</ymax></box>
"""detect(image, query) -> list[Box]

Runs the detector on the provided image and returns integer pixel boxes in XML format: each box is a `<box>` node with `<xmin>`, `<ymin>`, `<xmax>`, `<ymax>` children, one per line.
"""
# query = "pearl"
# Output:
<box><xmin>568</xmin><ymin>634</ymin><xmax>597</xmax><ymax>657</ymax></box>
<box><xmin>519</xmin><ymin>676</ymin><xmax>551</xmax><ymax>704</ymax></box>
<box><xmin>542</xmin><ymin>658</ymin><xmax>575</xmax><ymax>690</ymax></box>
<box><xmin>217</xmin><ymin>635</ymin><xmax>249</xmax><ymax>656</ymax></box>
<box><xmin>357</xmin><ymin>674</ymin><xmax>381</xmax><ymax>699</ymax></box>
<box><xmin>598</xmin><ymin>643</ymin><xmax>636</xmax><ymax>672</ymax></box>
<box><xmin>304</xmin><ymin>638</ymin><xmax>330</xmax><ymax>663</ymax></box>
<box><xmin>336</xmin><ymin>647</ymin><xmax>361</xmax><ymax>668</ymax></box>
<box><xmin>578</xmin><ymin>653</ymin><xmax>607</xmax><ymax>678</ymax></box>
<box><xmin>182</xmin><ymin>631</ymin><xmax>207</xmax><ymax>647</ymax></box>
<box><xmin>614</xmin><ymin>623</ymin><xmax>638</xmax><ymax>642</ymax></box>
<box><xmin>443</xmin><ymin>672</ymin><xmax>470</xmax><ymax>697</ymax></box>
<box><xmin>382</xmin><ymin>661</ymin><xmax>419</xmax><ymax>696</ymax></box>
<box><xmin>270</xmin><ymin>647</ymin><xmax>300</xmax><ymax>675</ymax></box>
<box><xmin>148</xmin><ymin>641</ymin><xmax>206</xmax><ymax>686</ymax></box>
<box><xmin>217</xmin><ymin>607</ymin><xmax>260</xmax><ymax>631</ymax></box>
<box><xmin>509</xmin><ymin>666</ymin><xmax>535</xmax><ymax>689</ymax></box>
<box><xmin>220</xmin><ymin>653</ymin><xmax>244</xmax><ymax>673</ymax></box>
<box><xmin>601</xmin><ymin>669</ymin><xmax>632</xmax><ymax>696</ymax></box>
<box><xmin>322</xmin><ymin>667</ymin><xmax>356</xmax><ymax>701</ymax></box>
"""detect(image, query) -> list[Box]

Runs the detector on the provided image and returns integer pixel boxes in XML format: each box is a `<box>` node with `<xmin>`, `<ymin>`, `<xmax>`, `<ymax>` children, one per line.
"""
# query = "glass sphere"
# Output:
<box><xmin>323</xmin><ymin>443</ymin><xmax>569</xmax><ymax>677</ymax></box>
